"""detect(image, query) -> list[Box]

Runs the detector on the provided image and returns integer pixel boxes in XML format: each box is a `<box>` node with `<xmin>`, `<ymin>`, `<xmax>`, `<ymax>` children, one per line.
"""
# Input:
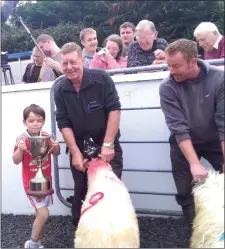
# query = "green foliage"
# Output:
<box><xmin>1</xmin><ymin>22</ymin><xmax>84</xmax><ymax>53</ymax></box>
<box><xmin>1</xmin><ymin>0</ymin><xmax>224</xmax><ymax>53</ymax></box>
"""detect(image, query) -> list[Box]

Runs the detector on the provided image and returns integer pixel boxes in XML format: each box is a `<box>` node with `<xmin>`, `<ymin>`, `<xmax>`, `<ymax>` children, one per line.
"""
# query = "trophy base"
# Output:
<box><xmin>26</xmin><ymin>188</ymin><xmax>54</xmax><ymax>197</ymax></box>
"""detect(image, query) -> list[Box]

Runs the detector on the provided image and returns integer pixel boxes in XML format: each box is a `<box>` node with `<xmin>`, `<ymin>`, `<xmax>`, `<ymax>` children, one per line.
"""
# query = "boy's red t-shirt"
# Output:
<box><xmin>13</xmin><ymin>130</ymin><xmax>53</xmax><ymax>192</ymax></box>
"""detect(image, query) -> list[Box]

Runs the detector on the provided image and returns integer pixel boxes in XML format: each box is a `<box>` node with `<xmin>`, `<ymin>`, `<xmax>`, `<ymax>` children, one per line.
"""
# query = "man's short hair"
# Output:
<box><xmin>61</xmin><ymin>42</ymin><xmax>82</xmax><ymax>57</ymax></box>
<box><xmin>193</xmin><ymin>22</ymin><xmax>219</xmax><ymax>37</ymax></box>
<box><xmin>37</xmin><ymin>34</ymin><xmax>54</xmax><ymax>43</ymax></box>
<box><xmin>79</xmin><ymin>28</ymin><xmax>96</xmax><ymax>42</ymax></box>
<box><xmin>32</xmin><ymin>46</ymin><xmax>39</xmax><ymax>53</ymax></box>
<box><xmin>23</xmin><ymin>104</ymin><xmax>45</xmax><ymax>121</ymax></box>
<box><xmin>165</xmin><ymin>39</ymin><xmax>198</xmax><ymax>61</ymax></box>
<box><xmin>135</xmin><ymin>20</ymin><xmax>156</xmax><ymax>33</ymax></box>
<box><xmin>120</xmin><ymin>22</ymin><xmax>135</xmax><ymax>32</ymax></box>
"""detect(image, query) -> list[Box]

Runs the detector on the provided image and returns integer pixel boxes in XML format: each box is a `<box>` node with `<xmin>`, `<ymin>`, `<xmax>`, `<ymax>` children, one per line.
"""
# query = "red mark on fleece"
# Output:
<box><xmin>81</xmin><ymin>192</ymin><xmax>104</xmax><ymax>216</ymax></box>
<box><xmin>87</xmin><ymin>158</ymin><xmax>111</xmax><ymax>177</ymax></box>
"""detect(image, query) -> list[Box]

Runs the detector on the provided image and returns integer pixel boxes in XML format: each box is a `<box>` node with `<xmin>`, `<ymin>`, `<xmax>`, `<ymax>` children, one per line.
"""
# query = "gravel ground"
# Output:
<box><xmin>1</xmin><ymin>214</ymin><xmax>190</xmax><ymax>248</ymax></box>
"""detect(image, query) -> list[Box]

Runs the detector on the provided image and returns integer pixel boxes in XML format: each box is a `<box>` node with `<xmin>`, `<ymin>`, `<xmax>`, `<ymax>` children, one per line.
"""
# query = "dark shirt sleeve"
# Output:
<box><xmin>214</xmin><ymin>78</ymin><xmax>224</xmax><ymax>141</ymax></box>
<box><xmin>54</xmin><ymin>85</ymin><xmax>73</xmax><ymax>131</ymax></box>
<box><xmin>157</xmin><ymin>38</ymin><xmax>168</xmax><ymax>51</ymax></box>
<box><xmin>22</xmin><ymin>64</ymin><xmax>30</xmax><ymax>83</ymax></box>
<box><xmin>159</xmin><ymin>82</ymin><xmax>191</xmax><ymax>143</ymax></box>
<box><xmin>103</xmin><ymin>71</ymin><xmax>121</xmax><ymax>112</ymax></box>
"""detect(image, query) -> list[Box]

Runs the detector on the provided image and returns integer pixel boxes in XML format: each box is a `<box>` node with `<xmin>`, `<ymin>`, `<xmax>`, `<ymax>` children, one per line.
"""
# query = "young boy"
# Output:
<box><xmin>12</xmin><ymin>104</ymin><xmax>60</xmax><ymax>248</ymax></box>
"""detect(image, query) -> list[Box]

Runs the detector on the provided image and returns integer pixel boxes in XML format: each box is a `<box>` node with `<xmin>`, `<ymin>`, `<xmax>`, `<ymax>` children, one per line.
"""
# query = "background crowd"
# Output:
<box><xmin>22</xmin><ymin>20</ymin><xmax>224</xmax><ymax>83</ymax></box>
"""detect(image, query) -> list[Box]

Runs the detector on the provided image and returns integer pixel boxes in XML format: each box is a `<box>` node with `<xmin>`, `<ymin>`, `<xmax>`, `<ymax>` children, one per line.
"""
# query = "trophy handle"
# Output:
<box><xmin>47</xmin><ymin>133</ymin><xmax>56</xmax><ymax>155</ymax></box>
<box><xmin>17</xmin><ymin>135</ymin><xmax>32</xmax><ymax>156</ymax></box>
<box><xmin>17</xmin><ymin>133</ymin><xmax>56</xmax><ymax>156</ymax></box>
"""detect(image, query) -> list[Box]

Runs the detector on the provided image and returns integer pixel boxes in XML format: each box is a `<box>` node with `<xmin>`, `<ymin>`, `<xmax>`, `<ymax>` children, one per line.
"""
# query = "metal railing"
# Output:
<box><xmin>106</xmin><ymin>58</ymin><xmax>224</xmax><ymax>75</ymax></box>
<box><xmin>50</xmin><ymin>58</ymin><xmax>224</xmax><ymax>217</ymax></box>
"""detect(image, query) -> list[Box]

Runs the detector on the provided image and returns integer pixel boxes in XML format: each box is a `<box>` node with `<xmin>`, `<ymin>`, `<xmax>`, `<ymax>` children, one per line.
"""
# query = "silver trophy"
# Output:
<box><xmin>24</xmin><ymin>135</ymin><xmax>55</xmax><ymax>197</ymax></box>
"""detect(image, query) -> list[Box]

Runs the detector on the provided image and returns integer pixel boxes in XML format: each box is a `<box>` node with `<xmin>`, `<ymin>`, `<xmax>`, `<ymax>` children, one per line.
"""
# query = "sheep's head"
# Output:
<box><xmin>87</xmin><ymin>158</ymin><xmax>112</xmax><ymax>182</ymax></box>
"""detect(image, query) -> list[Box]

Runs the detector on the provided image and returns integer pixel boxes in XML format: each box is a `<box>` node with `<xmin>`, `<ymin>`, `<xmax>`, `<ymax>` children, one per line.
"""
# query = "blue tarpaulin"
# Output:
<box><xmin>8</xmin><ymin>51</ymin><xmax>32</xmax><ymax>60</ymax></box>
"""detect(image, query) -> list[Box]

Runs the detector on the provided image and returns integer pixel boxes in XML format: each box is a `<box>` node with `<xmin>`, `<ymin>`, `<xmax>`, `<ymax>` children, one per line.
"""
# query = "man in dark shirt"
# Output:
<box><xmin>119</xmin><ymin>22</ymin><xmax>135</xmax><ymax>58</ymax></box>
<box><xmin>127</xmin><ymin>20</ymin><xmax>168</xmax><ymax>68</ymax></box>
<box><xmin>53</xmin><ymin>42</ymin><xmax>123</xmax><ymax>228</ymax></box>
<box><xmin>159</xmin><ymin>39</ymin><xmax>224</xmax><ymax>234</ymax></box>
<box><xmin>22</xmin><ymin>47</ymin><xmax>43</xmax><ymax>83</ymax></box>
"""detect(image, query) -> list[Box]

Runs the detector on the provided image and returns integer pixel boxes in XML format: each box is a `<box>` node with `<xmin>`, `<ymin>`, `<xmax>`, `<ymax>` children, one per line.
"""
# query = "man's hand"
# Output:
<box><xmin>71</xmin><ymin>150</ymin><xmax>88</xmax><ymax>172</ymax></box>
<box><xmin>154</xmin><ymin>49</ymin><xmax>166</xmax><ymax>60</ymax></box>
<box><xmin>18</xmin><ymin>140</ymin><xmax>27</xmax><ymax>151</ymax></box>
<box><xmin>44</xmin><ymin>57</ymin><xmax>56</xmax><ymax>67</ymax></box>
<box><xmin>43</xmin><ymin>57</ymin><xmax>62</xmax><ymax>72</ymax></box>
<box><xmin>152</xmin><ymin>59</ymin><xmax>166</xmax><ymax>65</ymax></box>
<box><xmin>190</xmin><ymin>163</ymin><xmax>208</xmax><ymax>182</ymax></box>
<box><xmin>99</xmin><ymin>146</ymin><xmax>115</xmax><ymax>163</ymax></box>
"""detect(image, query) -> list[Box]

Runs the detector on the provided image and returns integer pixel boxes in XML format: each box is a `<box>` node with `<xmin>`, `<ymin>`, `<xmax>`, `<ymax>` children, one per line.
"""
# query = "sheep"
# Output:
<box><xmin>190</xmin><ymin>170</ymin><xmax>224</xmax><ymax>248</ymax></box>
<box><xmin>74</xmin><ymin>158</ymin><xmax>140</xmax><ymax>248</ymax></box>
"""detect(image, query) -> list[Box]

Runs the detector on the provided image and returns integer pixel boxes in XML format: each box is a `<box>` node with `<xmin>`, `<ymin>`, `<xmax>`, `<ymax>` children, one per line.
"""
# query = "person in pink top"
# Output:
<box><xmin>89</xmin><ymin>34</ymin><xmax>127</xmax><ymax>70</ymax></box>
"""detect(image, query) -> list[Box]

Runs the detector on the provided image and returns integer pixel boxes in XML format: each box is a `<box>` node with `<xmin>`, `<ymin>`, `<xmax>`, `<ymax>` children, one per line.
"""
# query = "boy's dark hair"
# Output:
<box><xmin>23</xmin><ymin>104</ymin><xmax>45</xmax><ymax>121</ymax></box>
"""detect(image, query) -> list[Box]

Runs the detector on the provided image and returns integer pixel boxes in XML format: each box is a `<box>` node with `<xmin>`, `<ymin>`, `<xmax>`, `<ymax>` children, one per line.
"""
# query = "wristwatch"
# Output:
<box><xmin>102</xmin><ymin>142</ymin><xmax>114</xmax><ymax>149</ymax></box>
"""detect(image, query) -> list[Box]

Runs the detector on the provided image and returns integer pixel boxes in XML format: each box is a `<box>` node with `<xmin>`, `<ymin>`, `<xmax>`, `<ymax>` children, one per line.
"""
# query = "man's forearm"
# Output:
<box><xmin>53</xmin><ymin>61</ymin><xmax>62</xmax><ymax>73</ymax></box>
<box><xmin>221</xmin><ymin>141</ymin><xmax>225</xmax><ymax>161</ymax></box>
<box><xmin>104</xmin><ymin>110</ymin><xmax>120</xmax><ymax>143</ymax></box>
<box><xmin>61</xmin><ymin>128</ymin><xmax>80</xmax><ymax>155</ymax></box>
<box><xmin>178</xmin><ymin>139</ymin><xmax>200</xmax><ymax>165</ymax></box>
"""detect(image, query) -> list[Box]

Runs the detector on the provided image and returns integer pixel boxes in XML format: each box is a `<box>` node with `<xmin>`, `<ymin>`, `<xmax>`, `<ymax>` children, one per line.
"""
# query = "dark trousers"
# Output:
<box><xmin>170</xmin><ymin>139</ymin><xmax>223</xmax><ymax>232</ymax></box>
<box><xmin>70</xmin><ymin>142</ymin><xmax>123</xmax><ymax>227</ymax></box>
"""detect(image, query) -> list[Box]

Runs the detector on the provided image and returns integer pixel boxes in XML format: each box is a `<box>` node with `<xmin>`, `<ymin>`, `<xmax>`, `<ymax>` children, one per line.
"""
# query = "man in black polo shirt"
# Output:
<box><xmin>53</xmin><ymin>42</ymin><xmax>123</xmax><ymax>227</ymax></box>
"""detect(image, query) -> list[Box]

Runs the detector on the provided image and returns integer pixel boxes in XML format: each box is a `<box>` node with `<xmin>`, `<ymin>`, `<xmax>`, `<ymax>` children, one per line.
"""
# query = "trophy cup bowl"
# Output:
<box><xmin>26</xmin><ymin>135</ymin><xmax>54</xmax><ymax>197</ymax></box>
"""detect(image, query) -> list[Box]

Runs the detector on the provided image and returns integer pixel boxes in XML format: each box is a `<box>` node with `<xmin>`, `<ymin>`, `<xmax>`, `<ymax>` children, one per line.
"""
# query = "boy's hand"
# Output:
<box><xmin>51</xmin><ymin>139</ymin><xmax>59</xmax><ymax>148</ymax></box>
<box><xmin>49</xmin><ymin>138</ymin><xmax>60</xmax><ymax>156</ymax></box>
<box><xmin>18</xmin><ymin>140</ymin><xmax>27</xmax><ymax>151</ymax></box>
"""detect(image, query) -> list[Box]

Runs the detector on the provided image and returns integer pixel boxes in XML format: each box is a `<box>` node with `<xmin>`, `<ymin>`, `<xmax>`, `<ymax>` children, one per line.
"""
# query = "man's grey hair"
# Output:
<box><xmin>135</xmin><ymin>20</ymin><xmax>156</xmax><ymax>33</ymax></box>
<box><xmin>193</xmin><ymin>22</ymin><xmax>219</xmax><ymax>37</ymax></box>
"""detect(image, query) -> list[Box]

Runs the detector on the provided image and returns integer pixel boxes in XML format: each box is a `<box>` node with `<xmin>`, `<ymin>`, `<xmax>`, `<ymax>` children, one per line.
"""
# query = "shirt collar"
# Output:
<box><xmin>25</xmin><ymin>130</ymin><xmax>42</xmax><ymax>137</ymax></box>
<box><xmin>62</xmin><ymin>68</ymin><xmax>91</xmax><ymax>92</ymax></box>
<box><xmin>82</xmin><ymin>49</ymin><xmax>95</xmax><ymax>59</ymax></box>
<box><xmin>213</xmin><ymin>34</ymin><xmax>223</xmax><ymax>49</ymax></box>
